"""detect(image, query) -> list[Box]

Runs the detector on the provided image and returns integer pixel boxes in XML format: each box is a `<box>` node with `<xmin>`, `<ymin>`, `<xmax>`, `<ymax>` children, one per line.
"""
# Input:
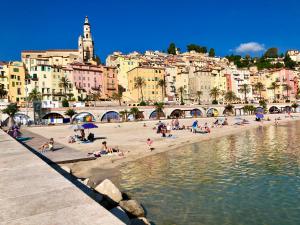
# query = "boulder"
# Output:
<box><xmin>94</xmin><ymin>179</ymin><xmax>122</xmax><ymax>203</ymax></box>
<box><xmin>130</xmin><ymin>217</ymin><xmax>151</xmax><ymax>225</ymax></box>
<box><xmin>83</xmin><ymin>178</ymin><xmax>90</xmax><ymax>186</ymax></box>
<box><xmin>60</xmin><ymin>166</ymin><xmax>71</xmax><ymax>174</ymax></box>
<box><xmin>110</xmin><ymin>206</ymin><xmax>131</xmax><ymax>225</ymax></box>
<box><xmin>119</xmin><ymin>200</ymin><xmax>145</xmax><ymax>217</ymax></box>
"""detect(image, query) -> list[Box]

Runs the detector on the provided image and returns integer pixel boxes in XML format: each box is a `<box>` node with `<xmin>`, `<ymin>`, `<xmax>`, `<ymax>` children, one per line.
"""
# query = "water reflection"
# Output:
<box><xmin>116</xmin><ymin>121</ymin><xmax>300</xmax><ymax>225</ymax></box>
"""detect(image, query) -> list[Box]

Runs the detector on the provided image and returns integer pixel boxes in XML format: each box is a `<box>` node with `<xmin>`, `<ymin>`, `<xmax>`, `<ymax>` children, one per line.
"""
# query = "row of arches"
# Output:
<box><xmin>14</xmin><ymin>105</ymin><xmax>297</xmax><ymax>124</ymax></box>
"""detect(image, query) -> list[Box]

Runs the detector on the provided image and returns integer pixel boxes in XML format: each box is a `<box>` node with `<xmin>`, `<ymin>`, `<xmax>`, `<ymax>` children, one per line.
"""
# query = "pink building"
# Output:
<box><xmin>68</xmin><ymin>63</ymin><xmax>103</xmax><ymax>95</ymax></box>
<box><xmin>276</xmin><ymin>68</ymin><xmax>298</xmax><ymax>101</ymax></box>
<box><xmin>67</xmin><ymin>63</ymin><xmax>118</xmax><ymax>100</ymax></box>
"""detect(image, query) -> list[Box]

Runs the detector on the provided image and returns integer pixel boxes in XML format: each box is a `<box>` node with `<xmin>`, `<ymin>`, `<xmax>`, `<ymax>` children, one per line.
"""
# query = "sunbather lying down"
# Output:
<box><xmin>87</xmin><ymin>141</ymin><xmax>124</xmax><ymax>157</ymax></box>
<box><xmin>39</xmin><ymin>138</ymin><xmax>54</xmax><ymax>152</ymax></box>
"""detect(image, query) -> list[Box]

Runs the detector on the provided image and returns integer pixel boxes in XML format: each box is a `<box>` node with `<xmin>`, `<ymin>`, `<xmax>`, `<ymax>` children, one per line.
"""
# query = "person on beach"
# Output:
<box><xmin>100</xmin><ymin>141</ymin><xmax>120</xmax><ymax>154</ymax></box>
<box><xmin>39</xmin><ymin>138</ymin><xmax>54</xmax><ymax>151</ymax></box>
<box><xmin>147</xmin><ymin>138</ymin><xmax>154</xmax><ymax>151</ymax></box>
<box><xmin>275</xmin><ymin>118</ymin><xmax>279</xmax><ymax>126</ymax></box>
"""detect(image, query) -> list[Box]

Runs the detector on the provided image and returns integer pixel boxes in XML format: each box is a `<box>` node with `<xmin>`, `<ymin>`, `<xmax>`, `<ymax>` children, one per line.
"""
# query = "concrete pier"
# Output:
<box><xmin>0</xmin><ymin>129</ymin><xmax>124</xmax><ymax>225</ymax></box>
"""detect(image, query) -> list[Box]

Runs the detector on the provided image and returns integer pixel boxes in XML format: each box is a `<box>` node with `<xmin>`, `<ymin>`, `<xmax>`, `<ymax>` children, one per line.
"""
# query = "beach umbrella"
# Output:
<box><xmin>69</xmin><ymin>124</ymin><xmax>83</xmax><ymax>130</ymax></box>
<box><xmin>256</xmin><ymin>113</ymin><xmax>264</xmax><ymax>119</ymax></box>
<box><xmin>82</xmin><ymin>123</ymin><xmax>98</xmax><ymax>129</ymax></box>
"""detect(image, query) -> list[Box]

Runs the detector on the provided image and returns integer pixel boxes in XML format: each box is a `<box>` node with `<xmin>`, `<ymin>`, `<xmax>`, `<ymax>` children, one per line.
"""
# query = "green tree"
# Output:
<box><xmin>130</xmin><ymin>107</ymin><xmax>140</xmax><ymax>121</ymax></box>
<box><xmin>196</xmin><ymin>91</ymin><xmax>203</xmax><ymax>105</ymax></box>
<box><xmin>291</xmin><ymin>103</ymin><xmax>298</xmax><ymax>112</ymax></box>
<box><xmin>241</xmin><ymin>84</ymin><xmax>250</xmax><ymax>103</ymax></box>
<box><xmin>157</xmin><ymin>79</ymin><xmax>166</xmax><ymax>101</ymax></box>
<box><xmin>134</xmin><ymin>76</ymin><xmax>146</xmax><ymax>102</ymax></box>
<box><xmin>284</xmin><ymin>52</ymin><xmax>297</xmax><ymax>69</ymax></box>
<box><xmin>269</xmin><ymin>81</ymin><xmax>280</xmax><ymax>102</ymax></box>
<box><xmin>282</xmin><ymin>84</ymin><xmax>292</xmax><ymax>101</ymax></box>
<box><xmin>62</xmin><ymin>98</ymin><xmax>69</xmax><ymax>107</ymax></box>
<box><xmin>178</xmin><ymin>86</ymin><xmax>185</xmax><ymax>105</ymax></box>
<box><xmin>112</xmin><ymin>92</ymin><xmax>122</xmax><ymax>106</ymax></box>
<box><xmin>119</xmin><ymin>109</ymin><xmax>129</xmax><ymax>122</ymax></box>
<box><xmin>187</xmin><ymin>44</ymin><xmax>207</xmax><ymax>53</ymax></box>
<box><xmin>224</xmin><ymin>91</ymin><xmax>237</xmax><ymax>104</ymax></box>
<box><xmin>264</xmin><ymin>47</ymin><xmax>279</xmax><ymax>58</ymax></box>
<box><xmin>209</xmin><ymin>48</ymin><xmax>215</xmax><ymax>57</ymax></box>
<box><xmin>167</xmin><ymin>43</ymin><xmax>177</xmax><ymax>55</ymax></box>
<box><xmin>28</xmin><ymin>88</ymin><xmax>42</xmax><ymax>102</ymax></box>
<box><xmin>254</xmin><ymin>82</ymin><xmax>265</xmax><ymax>100</ymax></box>
<box><xmin>64</xmin><ymin>109</ymin><xmax>77</xmax><ymax>123</ymax></box>
<box><xmin>59</xmin><ymin>77</ymin><xmax>70</xmax><ymax>96</ymax></box>
<box><xmin>2</xmin><ymin>103</ymin><xmax>19</xmax><ymax>127</ymax></box>
<box><xmin>224</xmin><ymin>104</ymin><xmax>234</xmax><ymax>115</ymax></box>
<box><xmin>210</xmin><ymin>87</ymin><xmax>221</xmax><ymax>104</ymax></box>
<box><xmin>154</xmin><ymin>102</ymin><xmax>164</xmax><ymax>119</ymax></box>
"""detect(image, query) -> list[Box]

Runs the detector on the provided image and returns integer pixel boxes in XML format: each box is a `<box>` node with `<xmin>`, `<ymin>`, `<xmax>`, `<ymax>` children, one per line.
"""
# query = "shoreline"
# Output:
<box><xmin>54</xmin><ymin>113</ymin><xmax>300</xmax><ymax>180</ymax></box>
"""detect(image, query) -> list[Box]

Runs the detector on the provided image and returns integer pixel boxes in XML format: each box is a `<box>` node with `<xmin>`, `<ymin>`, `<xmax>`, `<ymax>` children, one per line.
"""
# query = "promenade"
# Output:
<box><xmin>0</xmin><ymin>129</ymin><xmax>124</xmax><ymax>225</ymax></box>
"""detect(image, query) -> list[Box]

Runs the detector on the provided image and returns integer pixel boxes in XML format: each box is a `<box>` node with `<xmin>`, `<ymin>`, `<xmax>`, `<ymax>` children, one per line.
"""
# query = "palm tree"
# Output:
<box><xmin>119</xmin><ymin>109</ymin><xmax>129</xmax><ymax>122</ymax></box>
<box><xmin>254</xmin><ymin>82</ymin><xmax>265</xmax><ymax>101</ymax></box>
<box><xmin>210</xmin><ymin>87</ymin><xmax>221</xmax><ymax>104</ymax></box>
<box><xmin>282</xmin><ymin>84</ymin><xmax>292</xmax><ymax>101</ymax></box>
<box><xmin>59</xmin><ymin>77</ymin><xmax>70</xmax><ymax>96</ymax></box>
<box><xmin>134</xmin><ymin>77</ymin><xmax>146</xmax><ymax>102</ymax></box>
<box><xmin>196</xmin><ymin>91</ymin><xmax>203</xmax><ymax>105</ymax></box>
<box><xmin>269</xmin><ymin>81</ymin><xmax>280</xmax><ymax>102</ymax></box>
<box><xmin>178</xmin><ymin>86</ymin><xmax>184</xmax><ymax>105</ymax></box>
<box><xmin>157</xmin><ymin>79</ymin><xmax>166</xmax><ymax>102</ymax></box>
<box><xmin>130</xmin><ymin>107</ymin><xmax>140</xmax><ymax>121</ymax></box>
<box><xmin>241</xmin><ymin>84</ymin><xmax>250</xmax><ymax>103</ymax></box>
<box><xmin>2</xmin><ymin>103</ymin><xmax>19</xmax><ymax>127</ymax></box>
<box><xmin>64</xmin><ymin>109</ymin><xmax>77</xmax><ymax>123</ymax></box>
<box><xmin>112</xmin><ymin>92</ymin><xmax>122</xmax><ymax>106</ymax></box>
<box><xmin>28</xmin><ymin>88</ymin><xmax>42</xmax><ymax>102</ymax></box>
<box><xmin>224</xmin><ymin>91</ymin><xmax>237</xmax><ymax>104</ymax></box>
<box><xmin>154</xmin><ymin>102</ymin><xmax>164</xmax><ymax>119</ymax></box>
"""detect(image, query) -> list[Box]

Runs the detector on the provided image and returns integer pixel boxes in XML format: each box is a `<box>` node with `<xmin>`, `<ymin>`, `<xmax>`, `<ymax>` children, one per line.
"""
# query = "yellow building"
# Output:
<box><xmin>125</xmin><ymin>66</ymin><xmax>165</xmax><ymax>103</ymax></box>
<box><xmin>6</xmin><ymin>62</ymin><xmax>26</xmax><ymax>103</ymax></box>
<box><xmin>210</xmin><ymin>67</ymin><xmax>227</xmax><ymax>102</ymax></box>
<box><xmin>106</xmin><ymin>52</ymin><xmax>142</xmax><ymax>91</ymax></box>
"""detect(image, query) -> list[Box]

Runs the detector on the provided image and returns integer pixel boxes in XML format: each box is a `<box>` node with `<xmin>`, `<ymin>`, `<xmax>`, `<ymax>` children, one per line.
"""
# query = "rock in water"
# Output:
<box><xmin>130</xmin><ymin>217</ymin><xmax>151</xmax><ymax>225</ymax></box>
<box><xmin>110</xmin><ymin>206</ymin><xmax>131</xmax><ymax>225</ymax></box>
<box><xmin>94</xmin><ymin>179</ymin><xmax>122</xmax><ymax>203</ymax></box>
<box><xmin>119</xmin><ymin>200</ymin><xmax>145</xmax><ymax>217</ymax></box>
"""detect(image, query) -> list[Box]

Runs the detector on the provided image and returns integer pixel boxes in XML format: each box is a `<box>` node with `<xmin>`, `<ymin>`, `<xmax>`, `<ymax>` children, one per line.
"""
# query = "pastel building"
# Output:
<box><xmin>6</xmin><ymin>62</ymin><xmax>26</xmax><ymax>103</ymax></box>
<box><xmin>0</xmin><ymin>62</ymin><xmax>9</xmax><ymax>101</ymax></box>
<box><xmin>68</xmin><ymin>63</ymin><xmax>103</xmax><ymax>96</ymax></box>
<box><xmin>125</xmin><ymin>66</ymin><xmax>165</xmax><ymax>102</ymax></box>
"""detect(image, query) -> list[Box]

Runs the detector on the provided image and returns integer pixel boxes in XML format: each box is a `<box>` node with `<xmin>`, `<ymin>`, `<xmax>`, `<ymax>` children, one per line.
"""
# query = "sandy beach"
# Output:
<box><xmin>22</xmin><ymin>112</ymin><xmax>300</xmax><ymax>180</ymax></box>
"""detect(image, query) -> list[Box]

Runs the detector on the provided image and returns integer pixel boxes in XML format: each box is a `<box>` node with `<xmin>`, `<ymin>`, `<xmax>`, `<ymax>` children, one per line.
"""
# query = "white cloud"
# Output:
<box><xmin>235</xmin><ymin>42</ymin><xmax>265</xmax><ymax>53</ymax></box>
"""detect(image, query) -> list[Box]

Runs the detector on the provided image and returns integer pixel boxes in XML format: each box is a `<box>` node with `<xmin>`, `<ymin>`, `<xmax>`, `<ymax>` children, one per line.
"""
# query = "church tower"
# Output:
<box><xmin>78</xmin><ymin>16</ymin><xmax>94</xmax><ymax>63</ymax></box>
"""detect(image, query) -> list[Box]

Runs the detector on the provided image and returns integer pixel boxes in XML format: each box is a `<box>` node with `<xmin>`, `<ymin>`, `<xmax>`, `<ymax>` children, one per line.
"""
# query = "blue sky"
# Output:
<box><xmin>1</xmin><ymin>0</ymin><xmax>300</xmax><ymax>61</ymax></box>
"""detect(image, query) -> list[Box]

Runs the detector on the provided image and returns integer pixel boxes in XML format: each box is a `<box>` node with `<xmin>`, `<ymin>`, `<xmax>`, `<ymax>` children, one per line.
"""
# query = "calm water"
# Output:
<box><xmin>114</xmin><ymin>121</ymin><xmax>300</xmax><ymax>225</ymax></box>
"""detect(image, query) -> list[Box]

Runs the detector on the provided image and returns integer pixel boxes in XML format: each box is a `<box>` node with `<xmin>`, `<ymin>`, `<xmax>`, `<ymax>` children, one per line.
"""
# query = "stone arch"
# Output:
<box><xmin>14</xmin><ymin>113</ymin><xmax>32</xmax><ymax>125</ymax></box>
<box><xmin>149</xmin><ymin>110</ymin><xmax>166</xmax><ymax>120</ymax></box>
<box><xmin>73</xmin><ymin>112</ymin><xmax>96</xmax><ymax>122</ymax></box>
<box><xmin>269</xmin><ymin>106</ymin><xmax>280</xmax><ymax>114</ymax></box>
<box><xmin>170</xmin><ymin>109</ymin><xmax>184</xmax><ymax>118</ymax></box>
<box><xmin>101</xmin><ymin>111</ymin><xmax>120</xmax><ymax>122</ymax></box>
<box><xmin>42</xmin><ymin>113</ymin><xmax>64</xmax><ymax>124</ymax></box>
<box><xmin>190</xmin><ymin>108</ymin><xmax>202</xmax><ymax>118</ymax></box>
<box><xmin>206</xmin><ymin>108</ymin><xmax>219</xmax><ymax>117</ymax></box>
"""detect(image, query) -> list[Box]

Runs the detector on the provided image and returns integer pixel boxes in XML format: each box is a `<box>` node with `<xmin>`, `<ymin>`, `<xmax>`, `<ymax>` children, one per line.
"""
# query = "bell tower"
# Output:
<box><xmin>79</xmin><ymin>16</ymin><xmax>94</xmax><ymax>63</ymax></box>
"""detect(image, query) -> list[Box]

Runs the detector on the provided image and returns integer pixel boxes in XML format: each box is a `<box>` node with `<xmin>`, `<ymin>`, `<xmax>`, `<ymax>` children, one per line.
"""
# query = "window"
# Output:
<box><xmin>13</xmin><ymin>68</ymin><xmax>19</xmax><ymax>72</ymax></box>
<box><xmin>88</xmin><ymin>83</ymin><xmax>90</xmax><ymax>87</ymax></box>
<box><xmin>44</xmin><ymin>74</ymin><xmax>46</xmax><ymax>78</ymax></box>
<box><xmin>12</xmin><ymin>82</ymin><xmax>15</xmax><ymax>87</ymax></box>
<box><xmin>41</xmin><ymin>66</ymin><xmax>45</xmax><ymax>71</ymax></box>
